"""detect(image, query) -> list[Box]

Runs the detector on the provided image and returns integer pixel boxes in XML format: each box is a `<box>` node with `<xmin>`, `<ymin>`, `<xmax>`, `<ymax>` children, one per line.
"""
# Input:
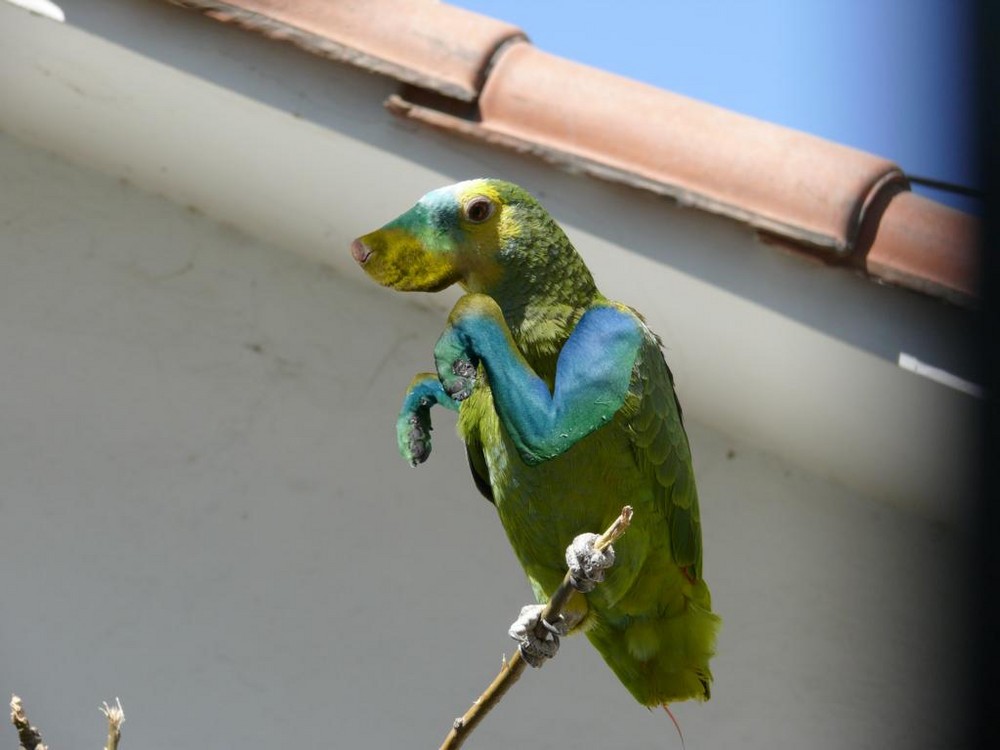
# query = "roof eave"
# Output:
<box><xmin>167</xmin><ymin>0</ymin><xmax>981</xmax><ymax>307</ymax></box>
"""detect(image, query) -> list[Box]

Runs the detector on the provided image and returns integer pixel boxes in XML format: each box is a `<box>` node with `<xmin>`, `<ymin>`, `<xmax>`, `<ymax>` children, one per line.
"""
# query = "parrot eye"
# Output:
<box><xmin>464</xmin><ymin>196</ymin><xmax>495</xmax><ymax>224</ymax></box>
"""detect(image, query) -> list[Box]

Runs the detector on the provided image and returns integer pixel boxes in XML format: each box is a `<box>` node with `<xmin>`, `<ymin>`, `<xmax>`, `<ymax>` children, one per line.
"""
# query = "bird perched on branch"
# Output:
<box><xmin>351</xmin><ymin>179</ymin><xmax>719</xmax><ymax>707</ymax></box>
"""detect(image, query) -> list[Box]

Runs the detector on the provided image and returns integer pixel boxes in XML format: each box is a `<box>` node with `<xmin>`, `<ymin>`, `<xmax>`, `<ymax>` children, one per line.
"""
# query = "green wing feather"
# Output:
<box><xmin>465</xmin><ymin>443</ymin><xmax>494</xmax><ymax>504</ymax></box>
<box><xmin>628</xmin><ymin>327</ymin><xmax>703</xmax><ymax>581</ymax></box>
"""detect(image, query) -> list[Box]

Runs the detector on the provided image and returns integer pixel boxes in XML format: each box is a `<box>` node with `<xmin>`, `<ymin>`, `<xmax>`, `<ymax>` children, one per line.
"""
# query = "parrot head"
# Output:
<box><xmin>351</xmin><ymin>179</ymin><xmax>561</xmax><ymax>295</ymax></box>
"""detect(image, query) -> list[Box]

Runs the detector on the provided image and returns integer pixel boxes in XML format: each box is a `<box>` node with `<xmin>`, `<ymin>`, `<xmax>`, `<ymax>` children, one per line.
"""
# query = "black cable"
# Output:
<box><xmin>906</xmin><ymin>173</ymin><xmax>984</xmax><ymax>198</ymax></box>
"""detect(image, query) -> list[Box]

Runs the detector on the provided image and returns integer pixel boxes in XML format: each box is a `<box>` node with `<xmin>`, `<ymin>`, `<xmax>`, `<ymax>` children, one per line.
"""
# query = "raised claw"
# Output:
<box><xmin>444</xmin><ymin>358</ymin><xmax>477</xmax><ymax>401</ymax></box>
<box><xmin>397</xmin><ymin>379</ymin><xmax>452</xmax><ymax>468</ymax></box>
<box><xmin>508</xmin><ymin>603</ymin><xmax>568</xmax><ymax>668</ymax></box>
<box><xmin>403</xmin><ymin>413</ymin><xmax>431</xmax><ymax>466</ymax></box>
<box><xmin>565</xmin><ymin>532</ymin><xmax>616</xmax><ymax>593</ymax></box>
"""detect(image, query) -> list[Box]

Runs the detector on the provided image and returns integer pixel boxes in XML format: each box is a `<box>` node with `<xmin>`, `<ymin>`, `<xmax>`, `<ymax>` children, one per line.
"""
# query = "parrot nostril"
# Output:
<box><xmin>351</xmin><ymin>238</ymin><xmax>372</xmax><ymax>264</ymax></box>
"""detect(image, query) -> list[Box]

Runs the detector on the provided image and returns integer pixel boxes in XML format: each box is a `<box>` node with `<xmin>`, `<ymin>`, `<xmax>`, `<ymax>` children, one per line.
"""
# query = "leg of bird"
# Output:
<box><xmin>395</xmin><ymin>373</ymin><xmax>459</xmax><ymax>467</ymax></box>
<box><xmin>508</xmin><ymin>604</ymin><xmax>568</xmax><ymax>667</ymax></box>
<box><xmin>565</xmin><ymin>532</ymin><xmax>616</xmax><ymax>592</ymax></box>
<box><xmin>508</xmin><ymin>533</ymin><xmax>617</xmax><ymax>667</ymax></box>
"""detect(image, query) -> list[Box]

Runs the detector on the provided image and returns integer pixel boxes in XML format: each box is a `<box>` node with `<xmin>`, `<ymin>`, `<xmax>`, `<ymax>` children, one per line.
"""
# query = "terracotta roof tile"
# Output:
<box><xmin>167</xmin><ymin>0</ymin><xmax>980</xmax><ymax>305</ymax></box>
<box><xmin>865</xmin><ymin>191</ymin><xmax>979</xmax><ymax>306</ymax></box>
<box><xmin>454</xmin><ymin>42</ymin><xmax>907</xmax><ymax>256</ymax></box>
<box><xmin>167</xmin><ymin>0</ymin><xmax>525</xmax><ymax>101</ymax></box>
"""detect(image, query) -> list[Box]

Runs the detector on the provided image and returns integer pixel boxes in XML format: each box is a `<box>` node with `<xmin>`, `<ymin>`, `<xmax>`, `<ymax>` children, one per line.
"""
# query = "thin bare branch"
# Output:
<box><xmin>439</xmin><ymin>505</ymin><xmax>634</xmax><ymax>749</ymax></box>
<box><xmin>100</xmin><ymin>698</ymin><xmax>125</xmax><ymax>750</ymax></box>
<box><xmin>10</xmin><ymin>695</ymin><xmax>47</xmax><ymax>750</ymax></box>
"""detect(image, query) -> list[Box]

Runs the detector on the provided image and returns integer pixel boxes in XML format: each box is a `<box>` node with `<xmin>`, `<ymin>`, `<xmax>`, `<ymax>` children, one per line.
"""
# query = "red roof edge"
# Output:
<box><xmin>865</xmin><ymin>191</ymin><xmax>979</xmax><ymax>306</ymax></box>
<box><xmin>166</xmin><ymin>0</ymin><xmax>525</xmax><ymax>101</ymax></box>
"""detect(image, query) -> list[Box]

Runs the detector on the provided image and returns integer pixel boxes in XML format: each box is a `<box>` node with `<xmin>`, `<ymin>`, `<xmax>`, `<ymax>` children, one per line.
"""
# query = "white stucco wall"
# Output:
<box><xmin>0</xmin><ymin>130</ymin><xmax>970</xmax><ymax>750</ymax></box>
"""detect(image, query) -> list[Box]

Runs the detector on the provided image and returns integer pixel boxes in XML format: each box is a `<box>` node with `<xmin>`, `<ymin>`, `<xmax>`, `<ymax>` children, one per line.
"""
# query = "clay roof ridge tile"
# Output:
<box><xmin>167</xmin><ymin>0</ymin><xmax>526</xmax><ymax>101</ymax></box>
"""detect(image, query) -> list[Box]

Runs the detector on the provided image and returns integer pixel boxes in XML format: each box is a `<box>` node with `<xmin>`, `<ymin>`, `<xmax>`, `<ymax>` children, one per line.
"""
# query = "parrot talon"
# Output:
<box><xmin>405</xmin><ymin>416</ymin><xmax>430</xmax><ymax>466</ymax></box>
<box><xmin>508</xmin><ymin>603</ymin><xmax>568</xmax><ymax>668</ymax></box>
<box><xmin>444</xmin><ymin>358</ymin><xmax>476</xmax><ymax>401</ymax></box>
<box><xmin>397</xmin><ymin>382</ymin><xmax>440</xmax><ymax>467</ymax></box>
<box><xmin>566</xmin><ymin>532</ymin><xmax>616</xmax><ymax>593</ymax></box>
<box><xmin>452</xmin><ymin>358</ymin><xmax>477</xmax><ymax>380</ymax></box>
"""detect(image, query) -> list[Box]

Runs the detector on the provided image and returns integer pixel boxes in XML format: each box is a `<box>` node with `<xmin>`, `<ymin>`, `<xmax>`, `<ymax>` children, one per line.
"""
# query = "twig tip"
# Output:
<box><xmin>100</xmin><ymin>697</ymin><xmax>125</xmax><ymax>728</ymax></box>
<box><xmin>101</xmin><ymin>698</ymin><xmax>124</xmax><ymax>750</ymax></box>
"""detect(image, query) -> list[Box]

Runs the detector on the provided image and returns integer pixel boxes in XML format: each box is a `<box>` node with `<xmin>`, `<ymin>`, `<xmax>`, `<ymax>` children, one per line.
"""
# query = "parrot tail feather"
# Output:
<box><xmin>662</xmin><ymin>704</ymin><xmax>685</xmax><ymax>750</ymax></box>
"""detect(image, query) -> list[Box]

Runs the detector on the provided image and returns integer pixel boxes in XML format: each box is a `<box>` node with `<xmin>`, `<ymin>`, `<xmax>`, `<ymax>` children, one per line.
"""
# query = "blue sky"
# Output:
<box><xmin>451</xmin><ymin>0</ymin><xmax>978</xmax><ymax>213</ymax></box>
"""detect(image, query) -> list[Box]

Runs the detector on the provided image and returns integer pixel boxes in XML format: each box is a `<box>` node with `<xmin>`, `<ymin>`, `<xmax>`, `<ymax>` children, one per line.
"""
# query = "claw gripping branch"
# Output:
<box><xmin>439</xmin><ymin>506</ymin><xmax>633</xmax><ymax>750</ymax></box>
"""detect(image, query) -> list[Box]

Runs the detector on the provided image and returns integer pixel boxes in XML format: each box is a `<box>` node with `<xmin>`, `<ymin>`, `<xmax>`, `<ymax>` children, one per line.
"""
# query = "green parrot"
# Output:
<box><xmin>351</xmin><ymin>179</ymin><xmax>719</xmax><ymax>707</ymax></box>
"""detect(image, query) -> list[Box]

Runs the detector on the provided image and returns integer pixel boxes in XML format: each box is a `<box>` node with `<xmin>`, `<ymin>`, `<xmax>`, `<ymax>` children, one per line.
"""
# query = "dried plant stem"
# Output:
<box><xmin>10</xmin><ymin>695</ymin><xmax>47</xmax><ymax>750</ymax></box>
<box><xmin>439</xmin><ymin>505</ymin><xmax>633</xmax><ymax>750</ymax></box>
<box><xmin>100</xmin><ymin>699</ymin><xmax>125</xmax><ymax>750</ymax></box>
<box><xmin>9</xmin><ymin>694</ymin><xmax>124</xmax><ymax>750</ymax></box>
